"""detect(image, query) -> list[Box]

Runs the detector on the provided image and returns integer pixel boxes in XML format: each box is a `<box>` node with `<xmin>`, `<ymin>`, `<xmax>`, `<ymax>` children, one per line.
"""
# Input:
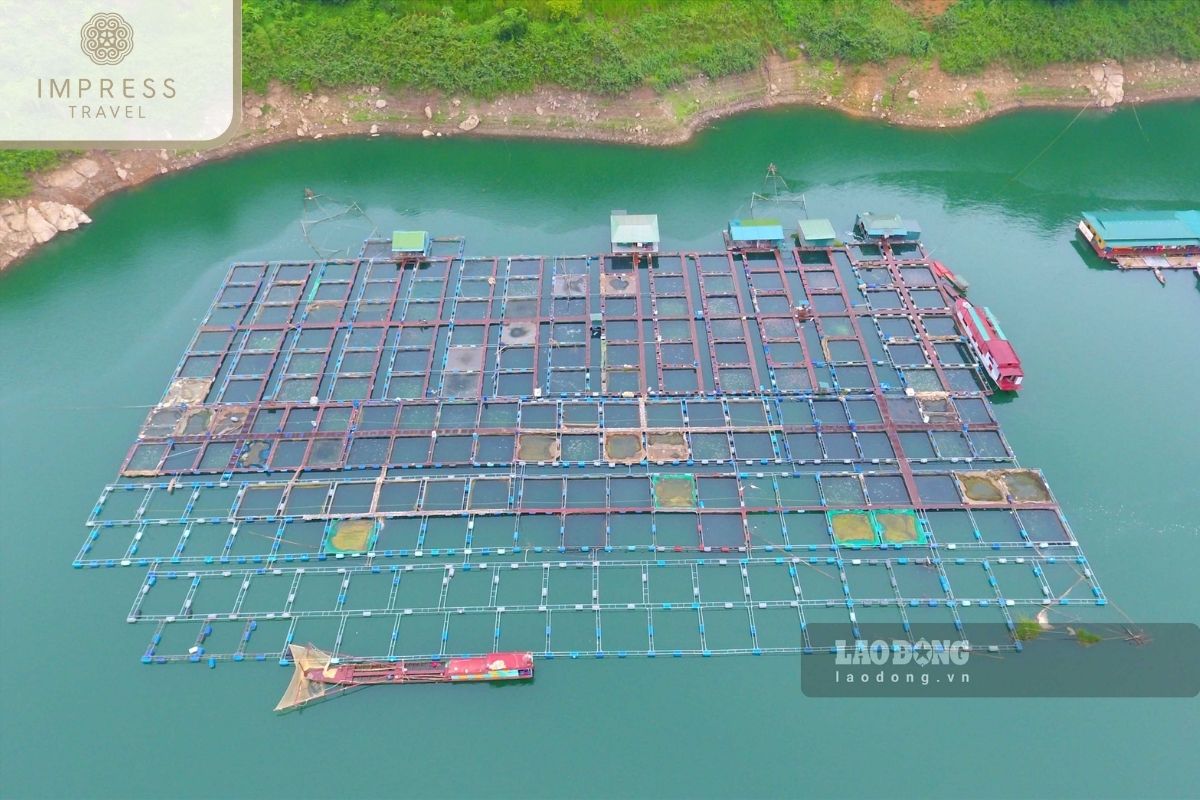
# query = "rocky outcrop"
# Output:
<box><xmin>1090</xmin><ymin>62</ymin><xmax>1125</xmax><ymax>107</ymax></box>
<box><xmin>1</xmin><ymin>199</ymin><xmax>92</xmax><ymax>257</ymax></box>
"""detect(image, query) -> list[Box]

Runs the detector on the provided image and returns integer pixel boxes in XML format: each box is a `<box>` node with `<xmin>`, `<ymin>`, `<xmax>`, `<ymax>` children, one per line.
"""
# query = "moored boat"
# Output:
<box><xmin>276</xmin><ymin>645</ymin><xmax>533</xmax><ymax>711</ymax></box>
<box><xmin>930</xmin><ymin>259</ymin><xmax>970</xmax><ymax>295</ymax></box>
<box><xmin>953</xmin><ymin>298</ymin><xmax>1023</xmax><ymax>391</ymax></box>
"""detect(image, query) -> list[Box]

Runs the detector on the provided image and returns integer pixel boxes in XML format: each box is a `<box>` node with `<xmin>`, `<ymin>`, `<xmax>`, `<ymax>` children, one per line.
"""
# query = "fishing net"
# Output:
<box><xmin>275</xmin><ymin>644</ymin><xmax>341</xmax><ymax>712</ymax></box>
<box><xmin>300</xmin><ymin>192</ymin><xmax>378</xmax><ymax>258</ymax></box>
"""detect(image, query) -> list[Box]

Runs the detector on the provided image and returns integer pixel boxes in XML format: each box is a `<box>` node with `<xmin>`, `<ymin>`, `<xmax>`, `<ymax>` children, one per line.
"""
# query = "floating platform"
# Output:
<box><xmin>75</xmin><ymin>223</ymin><xmax>1104</xmax><ymax>674</ymax></box>
<box><xmin>1078</xmin><ymin>210</ymin><xmax>1200</xmax><ymax>269</ymax></box>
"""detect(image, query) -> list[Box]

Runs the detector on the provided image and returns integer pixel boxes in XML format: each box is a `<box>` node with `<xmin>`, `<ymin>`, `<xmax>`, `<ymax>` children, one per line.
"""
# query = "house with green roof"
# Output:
<box><xmin>610</xmin><ymin>211</ymin><xmax>660</xmax><ymax>254</ymax></box>
<box><xmin>1079</xmin><ymin>210</ymin><xmax>1200</xmax><ymax>251</ymax></box>
<box><xmin>797</xmin><ymin>218</ymin><xmax>837</xmax><ymax>247</ymax></box>
<box><xmin>391</xmin><ymin>230</ymin><xmax>431</xmax><ymax>257</ymax></box>
<box><xmin>727</xmin><ymin>218</ymin><xmax>785</xmax><ymax>249</ymax></box>
<box><xmin>854</xmin><ymin>212</ymin><xmax>920</xmax><ymax>242</ymax></box>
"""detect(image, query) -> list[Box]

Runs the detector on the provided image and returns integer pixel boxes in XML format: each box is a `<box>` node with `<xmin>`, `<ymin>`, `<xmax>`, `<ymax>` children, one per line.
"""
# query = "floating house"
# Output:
<box><xmin>610</xmin><ymin>211</ymin><xmax>660</xmax><ymax>254</ymax></box>
<box><xmin>727</xmin><ymin>218</ymin><xmax>785</xmax><ymax>249</ymax></box>
<box><xmin>797</xmin><ymin>218</ymin><xmax>837</xmax><ymax>247</ymax></box>
<box><xmin>1078</xmin><ymin>210</ymin><xmax>1200</xmax><ymax>268</ymax></box>
<box><xmin>391</xmin><ymin>230</ymin><xmax>431</xmax><ymax>258</ymax></box>
<box><xmin>854</xmin><ymin>212</ymin><xmax>921</xmax><ymax>242</ymax></box>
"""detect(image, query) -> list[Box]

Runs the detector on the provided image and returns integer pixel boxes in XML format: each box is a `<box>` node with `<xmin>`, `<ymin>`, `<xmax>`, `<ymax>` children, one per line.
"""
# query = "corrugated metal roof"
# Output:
<box><xmin>1081</xmin><ymin>210</ymin><xmax>1200</xmax><ymax>247</ymax></box>
<box><xmin>391</xmin><ymin>230</ymin><xmax>429</xmax><ymax>253</ymax></box>
<box><xmin>610</xmin><ymin>213</ymin><xmax>660</xmax><ymax>244</ymax></box>
<box><xmin>729</xmin><ymin>218</ymin><xmax>784</xmax><ymax>241</ymax></box>
<box><xmin>797</xmin><ymin>218</ymin><xmax>837</xmax><ymax>242</ymax></box>
<box><xmin>856</xmin><ymin>212</ymin><xmax>920</xmax><ymax>238</ymax></box>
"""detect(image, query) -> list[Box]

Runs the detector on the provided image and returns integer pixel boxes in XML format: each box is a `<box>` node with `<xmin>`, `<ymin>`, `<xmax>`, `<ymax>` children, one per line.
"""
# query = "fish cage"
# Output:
<box><xmin>75</xmin><ymin>228</ymin><xmax>1106</xmax><ymax>669</ymax></box>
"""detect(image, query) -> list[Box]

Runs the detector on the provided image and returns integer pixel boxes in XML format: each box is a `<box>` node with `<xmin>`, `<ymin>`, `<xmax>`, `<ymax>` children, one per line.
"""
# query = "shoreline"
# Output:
<box><xmin>2</xmin><ymin>54</ymin><xmax>1198</xmax><ymax>272</ymax></box>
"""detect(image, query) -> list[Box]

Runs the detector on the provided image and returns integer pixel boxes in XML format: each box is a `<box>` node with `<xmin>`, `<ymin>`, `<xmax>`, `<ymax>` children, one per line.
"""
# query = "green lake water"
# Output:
<box><xmin>1</xmin><ymin>102</ymin><xmax>1198</xmax><ymax>799</ymax></box>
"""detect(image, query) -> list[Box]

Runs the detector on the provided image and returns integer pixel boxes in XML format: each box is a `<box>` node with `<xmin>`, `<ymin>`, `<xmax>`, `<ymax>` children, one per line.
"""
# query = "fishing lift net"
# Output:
<box><xmin>300</xmin><ymin>191</ymin><xmax>378</xmax><ymax>259</ymax></box>
<box><xmin>274</xmin><ymin>644</ymin><xmax>342</xmax><ymax>712</ymax></box>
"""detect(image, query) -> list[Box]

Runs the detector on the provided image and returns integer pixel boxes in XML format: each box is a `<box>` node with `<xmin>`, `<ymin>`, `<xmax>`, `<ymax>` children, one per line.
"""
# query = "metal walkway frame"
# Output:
<box><xmin>73</xmin><ymin>234</ymin><xmax>1106</xmax><ymax>666</ymax></box>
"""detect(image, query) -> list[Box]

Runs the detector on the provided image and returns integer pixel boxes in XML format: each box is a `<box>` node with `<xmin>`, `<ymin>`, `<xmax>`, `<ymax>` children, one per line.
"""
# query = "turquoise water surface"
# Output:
<box><xmin>1</xmin><ymin>101</ymin><xmax>1198</xmax><ymax>799</ymax></box>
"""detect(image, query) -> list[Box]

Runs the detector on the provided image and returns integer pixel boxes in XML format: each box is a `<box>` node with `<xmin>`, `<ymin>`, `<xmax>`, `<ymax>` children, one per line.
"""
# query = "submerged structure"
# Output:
<box><xmin>75</xmin><ymin>216</ymin><xmax>1104</xmax><ymax>684</ymax></box>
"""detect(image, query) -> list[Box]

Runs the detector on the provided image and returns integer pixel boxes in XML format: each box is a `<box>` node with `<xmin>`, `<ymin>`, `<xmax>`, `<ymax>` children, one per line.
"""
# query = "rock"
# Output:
<box><xmin>369</xmin><ymin>124</ymin><xmax>379</xmax><ymax>134</ymax></box>
<box><xmin>317</xmin><ymin>95</ymin><xmax>328</xmax><ymax>104</ymax></box>
<box><xmin>535</xmin><ymin>105</ymin><xmax>544</xmax><ymax>116</ymax></box>
<box><xmin>341</xmin><ymin>114</ymin><xmax>349</xmax><ymax>125</ymax></box>
<box><xmin>247</xmin><ymin>105</ymin><xmax>263</xmax><ymax>118</ymax></box>
<box><xmin>116</xmin><ymin>167</ymin><xmax>129</xmax><ymax>181</ymax></box>
<box><xmin>907</xmin><ymin>89</ymin><xmax>919</xmax><ymax>101</ymax></box>
<box><xmin>295</xmin><ymin>127</ymin><xmax>306</xmax><ymax>137</ymax></box>
<box><xmin>2</xmin><ymin>206</ymin><xmax>27</xmax><ymax>233</ymax></box>
<box><xmin>37</xmin><ymin>201</ymin><xmax>91</xmax><ymax>232</ymax></box>
<box><xmin>451</xmin><ymin>98</ymin><xmax>461</xmax><ymax>107</ymax></box>
<box><xmin>25</xmin><ymin>206</ymin><xmax>58</xmax><ymax>243</ymax></box>
<box><xmin>74</xmin><ymin>158</ymin><xmax>100</xmax><ymax>178</ymax></box>
<box><xmin>424</xmin><ymin>105</ymin><xmax>433</xmax><ymax>119</ymax></box>
<box><xmin>458</xmin><ymin>114</ymin><xmax>479</xmax><ymax>131</ymax></box>
<box><xmin>42</xmin><ymin>166</ymin><xmax>86</xmax><ymax>190</ymax></box>
<box><xmin>769</xmin><ymin>82</ymin><xmax>779</xmax><ymax>95</ymax></box>
<box><xmin>422</xmin><ymin>129</ymin><xmax>433</xmax><ymax>137</ymax></box>
<box><xmin>375</xmin><ymin>99</ymin><xmax>387</xmax><ymax>109</ymax></box>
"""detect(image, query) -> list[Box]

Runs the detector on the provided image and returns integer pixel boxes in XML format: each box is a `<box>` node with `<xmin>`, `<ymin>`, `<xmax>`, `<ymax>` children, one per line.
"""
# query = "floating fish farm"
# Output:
<box><xmin>76</xmin><ymin>216</ymin><xmax>1107</xmax><ymax>670</ymax></box>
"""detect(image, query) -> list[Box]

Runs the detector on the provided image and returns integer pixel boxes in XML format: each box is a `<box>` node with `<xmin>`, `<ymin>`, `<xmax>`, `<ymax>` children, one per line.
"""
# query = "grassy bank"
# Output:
<box><xmin>242</xmin><ymin>0</ymin><xmax>1200</xmax><ymax>96</ymax></box>
<box><xmin>0</xmin><ymin>151</ymin><xmax>67</xmax><ymax>200</ymax></box>
<box><xmin>3</xmin><ymin>0</ymin><xmax>1199</xmax><ymax>200</ymax></box>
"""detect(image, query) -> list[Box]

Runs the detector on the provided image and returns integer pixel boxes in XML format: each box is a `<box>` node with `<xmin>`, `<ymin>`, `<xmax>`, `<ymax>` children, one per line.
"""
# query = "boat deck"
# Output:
<box><xmin>75</xmin><ymin>233</ymin><xmax>1106</xmax><ymax>666</ymax></box>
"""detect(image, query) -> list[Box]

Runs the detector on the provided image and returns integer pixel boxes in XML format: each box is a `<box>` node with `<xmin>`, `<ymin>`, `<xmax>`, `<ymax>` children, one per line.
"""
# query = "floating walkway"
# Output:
<box><xmin>75</xmin><ymin>223</ymin><xmax>1105</xmax><ymax>670</ymax></box>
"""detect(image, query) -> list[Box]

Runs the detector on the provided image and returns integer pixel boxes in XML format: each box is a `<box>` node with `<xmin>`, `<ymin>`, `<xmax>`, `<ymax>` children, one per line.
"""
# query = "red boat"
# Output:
<box><xmin>930</xmin><ymin>259</ymin><xmax>970</xmax><ymax>295</ymax></box>
<box><xmin>953</xmin><ymin>298</ymin><xmax>1023</xmax><ymax>391</ymax></box>
<box><xmin>277</xmin><ymin>645</ymin><xmax>533</xmax><ymax>711</ymax></box>
<box><xmin>310</xmin><ymin>651</ymin><xmax>534</xmax><ymax>685</ymax></box>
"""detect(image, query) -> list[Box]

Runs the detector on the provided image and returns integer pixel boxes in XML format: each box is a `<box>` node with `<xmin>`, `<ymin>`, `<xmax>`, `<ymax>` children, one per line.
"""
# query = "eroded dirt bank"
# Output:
<box><xmin>3</xmin><ymin>55</ymin><xmax>1198</xmax><ymax>271</ymax></box>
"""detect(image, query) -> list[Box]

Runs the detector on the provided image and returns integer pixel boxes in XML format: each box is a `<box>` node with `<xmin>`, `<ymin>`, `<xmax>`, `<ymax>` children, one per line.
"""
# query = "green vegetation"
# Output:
<box><xmin>1015</xmin><ymin>618</ymin><xmax>1043</xmax><ymax>641</ymax></box>
<box><xmin>0</xmin><ymin>150</ymin><xmax>66</xmax><ymax>200</ymax></box>
<box><xmin>1075</xmin><ymin>627</ymin><xmax>1103</xmax><ymax>646</ymax></box>
<box><xmin>243</xmin><ymin>0</ymin><xmax>1200</xmax><ymax>97</ymax></box>
<box><xmin>240</xmin><ymin>0</ymin><xmax>929</xmax><ymax>96</ymax></box>
<box><xmin>4</xmin><ymin>1</ymin><xmax>1199</xmax><ymax>201</ymax></box>
<box><xmin>973</xmin><ymin>89</ymin><xmax>989</xmax><ymax>111</ymax></box>
<box><xmin>934</xmin><ymin>0</ymin><xmax>1200</xmax><ymax>74</ymax></box>
<box><xmin>1015</xmin><ymin>83</ymin><xmax>1092</xmax><ymax>100</ymax></box>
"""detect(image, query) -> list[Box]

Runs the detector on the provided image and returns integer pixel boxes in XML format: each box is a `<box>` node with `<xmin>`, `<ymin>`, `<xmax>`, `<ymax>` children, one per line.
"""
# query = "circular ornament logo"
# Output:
<box><xmin>80</xmin><ymin>12</ymin><xmax>134</xmax><ymax>65</ymax></box>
